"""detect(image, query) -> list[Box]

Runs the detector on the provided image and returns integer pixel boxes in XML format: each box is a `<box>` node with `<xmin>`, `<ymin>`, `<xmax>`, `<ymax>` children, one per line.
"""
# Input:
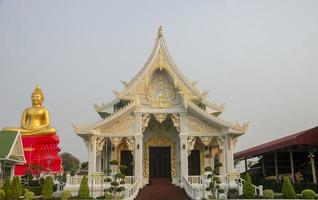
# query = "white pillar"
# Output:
<box><xmin>226</xmin><ymin>134</ymin><xmax>234</xmax><ymax>173</ymax></box>
<box><xmin>179</xmin><ymin>113</ymin><xmax>188</xmax><ymax>186</ymax></box>
<box><xmin>134</xmin><ymin>112</ymin><xmax>143</xmax><ymax>186</ymax></box>
<box><xmin>218</xmin><ymin>135</ymin><xmax>226</xmax><ymax>176</ymax></box>
<box><xmin>218</xmin><ymin>149</ymin><xmax>226</xmax><ymax>176</ymax></box>
<box><xmin>309</xmin><ymin>153</ymin><xmax>317</xmax><ymax>184</ymax></box>
<box><xmin>88</xmin><ymin>135</ymin><xmax>97</xmax><ymax>175</ymax></box>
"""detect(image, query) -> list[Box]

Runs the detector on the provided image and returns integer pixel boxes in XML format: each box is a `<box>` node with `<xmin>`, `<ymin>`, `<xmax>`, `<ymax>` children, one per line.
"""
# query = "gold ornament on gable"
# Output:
<box><xmin>186</xmin><ymin>116</ymin><xmax>220</xmax><ymax>133</ymax></box>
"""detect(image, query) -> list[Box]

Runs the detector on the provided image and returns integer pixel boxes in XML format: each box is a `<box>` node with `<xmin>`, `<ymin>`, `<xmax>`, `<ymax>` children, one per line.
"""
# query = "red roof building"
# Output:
<box><xmin>235</xmin><ymin>126</ymin><xmax>318</xmax><ymax>184</ymax></box>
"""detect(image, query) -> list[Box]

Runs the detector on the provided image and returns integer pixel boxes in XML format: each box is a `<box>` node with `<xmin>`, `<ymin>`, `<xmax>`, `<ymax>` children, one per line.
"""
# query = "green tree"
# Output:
<box><xmin>243</xmin><ymin>173</ymin><xmax>255</xmax><ymax>199</ymax></box>
<box><xmin>205</xmin><ymin>160</ymin><xmax>223</xmax><ymax>199</ymax></box>
<box><xmin>2</xmin><ymin>178</ymin><xmax>10</xmax><ymax>200</ymax></box>
<box><xmin>41</xmin><ymin>176</ymin><xmax>53</xmax><ymax>199</ymax></box>
<box><xmin>80</xmin><ymin>162</ymin><xmax>88</xmax><ymax>170</ymax></box>
<box><xmin>10</xmin><ymin>177</ymin><xmax>22</xmax><ymax>199</ymax></box>
<box><xmin>78</xmin><ymin>176</ymin><xmax>89</xmax><ymax>199</ymax></box>
<box><xmin>60</xmin><ymin>152</ymin><xmax>80</xmax><ymax>175</ymax></box>
<box><xmin>0</xmin><ymin>189</ymin><xmax>5</xmax><ymax>200</ymax></box>
<box><xmin>281</xmin><ymin>176</ymin><xmax>296</xmax><ymax>199</ymax></box>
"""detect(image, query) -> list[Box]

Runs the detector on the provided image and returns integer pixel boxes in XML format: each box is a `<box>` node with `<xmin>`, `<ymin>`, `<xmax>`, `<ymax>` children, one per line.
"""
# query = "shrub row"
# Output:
<box><xmin>260</xmin><ymin>179</ymin><xmax>318</xmax><ymax>193</ymax></box>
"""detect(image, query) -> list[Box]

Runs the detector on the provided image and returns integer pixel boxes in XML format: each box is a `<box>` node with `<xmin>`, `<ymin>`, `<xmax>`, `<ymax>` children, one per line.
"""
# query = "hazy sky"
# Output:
<box><xmin>1</xmin><ymin>1</ymin><xmax>317</xmax><ymax>162</ymax></box>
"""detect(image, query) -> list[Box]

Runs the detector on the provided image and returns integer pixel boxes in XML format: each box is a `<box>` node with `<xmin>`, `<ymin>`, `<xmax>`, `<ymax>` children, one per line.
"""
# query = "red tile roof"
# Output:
<box><xmin>234</xmin><ymin>126</ymin><xmax>318</xmax><ymax>159</ymax></box>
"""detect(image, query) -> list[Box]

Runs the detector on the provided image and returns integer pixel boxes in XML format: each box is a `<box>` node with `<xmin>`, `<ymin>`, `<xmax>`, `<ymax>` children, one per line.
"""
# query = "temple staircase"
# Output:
<box><xmin>135</xmin><ymin>178</ymin><xmax>190</xmax><ymax>200</ymax></box>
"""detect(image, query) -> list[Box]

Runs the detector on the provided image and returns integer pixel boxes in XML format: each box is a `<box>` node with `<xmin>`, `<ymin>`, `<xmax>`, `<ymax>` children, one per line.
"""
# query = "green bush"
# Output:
<box><xmin>110</xmin><ymin>160</ymin><xmax>119</xmax><ymax>165</ymax></box>
<box><xmin>243</xmin><ymin>174</ymin><xmax>255</xmax><ymax>199</ymax></box>
<box><xmin>78</xmin><ymin>176</ymin><xmax>90</xmax><ymax>199</ymax></box>
<box><xmin>281</xmin><ymin>176</ymin><xmax>296</xmax><ymax>199</ymax></box>
<box><xmin>24</xmin><ymin>186</ymin><xmax>42</xmax><ymax>196</ymax></box>
<box><xmin>23</xmin><ymin>191</ymin><xmax>35</xmax><ymax>200</ymax></box>
<box><xmin>263</xmin><ymin>189</ymin><xmax>275</xmax><ymax>199</ymax></box>
<box><xmin>61</xmin><ymin>190</ymin><xmax>72</xmax><ymax>200</ymax></box>
<box><xmin>227</xmin><ymin>188</ymin><xmax>239</xmax><ymax>199</ymax></box>
<box><xmin>204</xmin><ymin>166</ymin><xmax>212</xmax><ymax>172</ymax></box>
<box><xmin>119</xmin><ymin>165</ymin><xmax>127</xmax><ymax>175</ymax></box>
<box><xmin>41</xmin><ymin>176</ymin><xmax>53</xmax><ymax>199</ymax></box>
<box><xmin>0</xmin><ymin>189</ymin><xmax>5</xmax><ymax>200</ymax></box>
<box><xmin>2</xmin><ymin>178</ymin><xmax>11</xmax><ymax>199</ymax></box>
<box><xmin>301</xmin><ymin>189</ymin><xmax>316</xmax><ymax>199</ymax></box>
<box><xmin>10</xmin><ymin>176</ymin><xmax>22</xmax><ymax>199</ymax></box>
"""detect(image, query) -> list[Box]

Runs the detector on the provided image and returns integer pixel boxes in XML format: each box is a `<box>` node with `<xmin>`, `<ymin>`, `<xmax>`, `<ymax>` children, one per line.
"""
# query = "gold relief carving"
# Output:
<box><xmin>153</xmin><ymin>113</ymin><xmax>167</xmax><ymax>124</ymax></box>
<box><xmin>144</xmin><ymin>74</ymin><xmax>176</xmax><ymax>108</ymax></box>
<box><xmin>96</xmin><ymin>137</ymin><xmax>105</xmax><ymax>154</ymax></box>
<box><xmin>102</xmin><ymin>116</ymin><xmax>135</xmax><ymax>134</ymax></box>
<box><xmin>171</xmin><ymin>114</ymin><xmax>180</xmax><ymax>132</ymax></box>
<box><xmin>199</xmin><ymin>136</ymin><xmax>213</xmax><ymax>146</ymax></box>
<box><xmin>119</xmin><ymin>137</ymin><xmax>134</xmax><ymax>151</ymax></box>
<box><xmin>200</xmin><ymin>149</ymin><xmax>204</xmax><ymax>175</ymax></box>
<box><xmin>142</xmin><ymin>114</ymin><xmax>151</xmax><ymax>133</ymax></box>
<box><xmin>216</xmin><ymin>136</ymin><xmax>225</xmax><ymax>151</ymax></box>
<box><xmin>110</xmin><ymin>137</ymin><xmax>123</xmax><ymax>147</ymax></box>
<box><xmin>186</xmin><ymin>116</ymin><xmax>220</xmax><ymax>133</ymax></box>
<box><xmin>187</xmin><ymin>136</ymin><xmax>196</xmax><ymax>156</ymax></box>
<box><xmin>143</xmin><ymin>133</ymin><xmax>176</xmax><ymax>178</ymax></box>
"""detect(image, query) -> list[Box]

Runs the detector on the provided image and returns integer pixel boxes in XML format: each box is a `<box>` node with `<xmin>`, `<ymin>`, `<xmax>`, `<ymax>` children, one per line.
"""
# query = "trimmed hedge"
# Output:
<box><xmin>263</xmin><ymin>189</ymin><xmax>275</xmax><ymax>199</ymax></box>
<box><xmin>61</xmin><ymin>190</ymin><xmax>72</xmax><ymax>200</ymax></box>
<box><xmin>243</xmin><ymin>174</ymin><xmax>255</xmax><ymax>199</ymax></box>
<box><xmin>261</xmin><ymin>178</ymin><xmax>318</xmax><ymax>193</ymax></box>
<box><xmin>301</xmin><ymin>189</ymin><xmax>316</xmax><ymax>199</ymax></box>
<box><xmin>41</xmin><ymin>176</ymin><xmax>53</xmax><ymax>199</ymax></box>
<box><xmin>23</xmin><ymin>191</ymin><xmax>35</xmax><ymax>200</ymax></box>
<box><xmin>78</xmin><ymin>176</ymin><xmax>90</xmax><ymax>199</ymax></box>
<box><xmin>24</xmin><ymin>186</ymin><xmax>42</xmax><ymax>196</ymax></box>
<box><xmin>0</xmin><ymin>189</ymin><xmax>4</xmax><ymax>200</ymax></box>
<box><xmin>281</xmin><ymin>177</ymin><xmax>296</xmax><ymax>199</ymax></box>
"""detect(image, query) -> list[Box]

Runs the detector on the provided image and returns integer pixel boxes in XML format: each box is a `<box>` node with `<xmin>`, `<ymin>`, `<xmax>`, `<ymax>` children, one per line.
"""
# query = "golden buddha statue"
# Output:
<box><xmin>3</xmin><ymin>85</ymin><xmax>56</xmax><ymax>135</ymax></box>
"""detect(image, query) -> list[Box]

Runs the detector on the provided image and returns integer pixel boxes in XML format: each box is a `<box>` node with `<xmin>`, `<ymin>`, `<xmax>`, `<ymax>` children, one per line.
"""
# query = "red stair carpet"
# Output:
<box><xmin>135</xmin><ymin>178</ymin><xmax>190</xmax><ymax>200</ymax></box>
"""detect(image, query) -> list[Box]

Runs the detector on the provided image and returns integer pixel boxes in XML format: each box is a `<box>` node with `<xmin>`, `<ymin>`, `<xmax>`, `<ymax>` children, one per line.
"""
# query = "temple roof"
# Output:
<box><xmin>0</xmin><ymin>131</ymin><xmax>25</xmax><ymax>163</ymax></box>
<box><xmin>95</xmin><ymin>26</ymin><xmax>224</xmax><ymax>114</ymax></box>
<box><xmin>74</xmin><ymin>27</ymin><xmax>248</xmax><ymax>136</ymax></box>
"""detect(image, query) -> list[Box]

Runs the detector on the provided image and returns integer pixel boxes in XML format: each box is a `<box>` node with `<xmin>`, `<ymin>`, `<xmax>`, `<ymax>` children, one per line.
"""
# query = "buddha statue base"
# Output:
<box><xmin>14</xmin><ymin>132</ymin><xmax>63</xmax><ymax>176</ymax></box>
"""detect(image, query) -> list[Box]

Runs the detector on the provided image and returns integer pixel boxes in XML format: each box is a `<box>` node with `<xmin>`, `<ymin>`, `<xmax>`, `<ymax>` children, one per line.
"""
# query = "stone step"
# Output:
<box><xmin>135</xmin><ymin>178</ymin><xmax>190</xmax><ymax>200</ymax></box>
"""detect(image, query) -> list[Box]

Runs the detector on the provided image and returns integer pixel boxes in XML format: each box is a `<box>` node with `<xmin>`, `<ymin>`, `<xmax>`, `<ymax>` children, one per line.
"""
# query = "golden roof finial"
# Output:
<box><xmin>158</xmin><ymin>25</ymin><xmax>163</xmax><ymax>38</ymax></box>
<box><xmin>33</xmin><ymin>84</ymin><xmax>44</xmax><ymax>97</ymax></box>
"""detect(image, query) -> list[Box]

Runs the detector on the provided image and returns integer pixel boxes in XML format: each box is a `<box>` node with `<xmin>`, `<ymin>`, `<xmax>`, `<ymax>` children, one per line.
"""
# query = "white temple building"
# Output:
<box><xmin>71</xmin><ymin>27</ymin><xmax>251</xmax><ymax>199</ymax></box>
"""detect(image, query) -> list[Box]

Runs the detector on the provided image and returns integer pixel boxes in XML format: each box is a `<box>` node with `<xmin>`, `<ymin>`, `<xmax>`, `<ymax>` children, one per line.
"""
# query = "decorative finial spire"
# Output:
<box><xmin>158</xmin><ymin>25</ymin><xmax>163</xmax><ymax>38</ymax></box>
<box><xmin>33</xmin><ymin>84</ymin><xmax>44</xmax><ymax>97</ymax></box>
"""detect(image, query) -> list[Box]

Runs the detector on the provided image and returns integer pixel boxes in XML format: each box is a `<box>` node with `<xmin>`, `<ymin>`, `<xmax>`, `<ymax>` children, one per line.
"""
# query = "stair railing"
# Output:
<box><xmin>235</xmin><ymin>177</ymin><xmax>263</xmax><ymax>196</ymax></box>
<box><xmin>125</xmin><ymin>176</ymin><xmax>140</xmax><ymax>200</ymax></box>
<box><xmin>182</xmin><ymin>176</ymin><xmax>202</xmax><ymax>200</ymax></box>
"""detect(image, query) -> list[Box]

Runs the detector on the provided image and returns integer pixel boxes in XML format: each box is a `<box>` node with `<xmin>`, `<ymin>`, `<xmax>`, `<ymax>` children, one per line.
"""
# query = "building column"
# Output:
<box><xmin>217</xmin><ymin>136</ymin><xmax>226</xmax><ymax>176</ymax></box>
<box><xmin>225</xmin><ymin>134</ymin><xmax>234</xmax><ymax>173</ymax></box>
<box><xmin>308</xmin><ymin>153</ymin><xmax>317</xmax><ymax>184</ymax></box>
<box><xmin>179</xmin><ymin>113</ymin><xmax>188</xmax><ymax>186</ymax></box>
<box><xmin>134</xmin><ymin>112</ymin><xmax>143</xmax><ymax>186</ymax></box>
<box><xmin>289</xmin><ymin>151</ymin><xmax>295</xmax><ymax>183</ymax></box>
<box><xmin>274</xmin><ymin>152</ymin><xmax>279</xmax><ymax>180</ymax></box>
<box><xmin>88</xmin><ymin>135</ymin><xmax>97</xmax><ymax>175</ymax></box>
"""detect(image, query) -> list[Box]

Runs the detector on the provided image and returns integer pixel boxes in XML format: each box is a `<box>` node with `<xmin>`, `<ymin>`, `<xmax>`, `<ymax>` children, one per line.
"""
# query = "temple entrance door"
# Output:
<box><xmin>149</xmin><ymin>147</ymin><xmax>171</xmax><ymax>178</ymax></box>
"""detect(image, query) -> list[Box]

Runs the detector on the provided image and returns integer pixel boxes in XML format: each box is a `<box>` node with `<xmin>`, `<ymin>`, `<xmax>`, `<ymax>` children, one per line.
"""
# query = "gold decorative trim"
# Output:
<box><xmin>186</xmin><ymin>116</ymin><xmax>220</xmax><ymax>133</ymax></box>
<box><xmin>143</xmin><ymin>133</ymin><xmax>176</xmax><ymax>178</ymax></box>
